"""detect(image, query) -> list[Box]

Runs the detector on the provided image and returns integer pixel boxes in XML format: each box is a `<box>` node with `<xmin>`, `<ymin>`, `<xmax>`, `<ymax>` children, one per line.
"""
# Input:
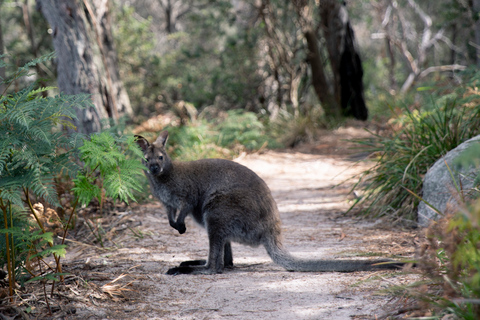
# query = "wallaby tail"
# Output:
<box><xmin>264</xmin><ymin>239</ymin><xmax>403</xmax><ymax>272</ymax></box>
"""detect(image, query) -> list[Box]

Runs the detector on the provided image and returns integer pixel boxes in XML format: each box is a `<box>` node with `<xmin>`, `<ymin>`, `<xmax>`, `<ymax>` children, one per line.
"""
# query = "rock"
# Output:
<box><xmin>418</xmin><ymin>135</ymin><xmax>480</xmax><ymax>227</ymax></box>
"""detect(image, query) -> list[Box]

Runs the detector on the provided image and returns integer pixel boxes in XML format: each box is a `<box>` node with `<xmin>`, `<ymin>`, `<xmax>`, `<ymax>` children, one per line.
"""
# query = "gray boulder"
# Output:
<box><xmin>418</xmin><ymin>135</ymin><xmax>480</xmax><ymax>227</ymax></box>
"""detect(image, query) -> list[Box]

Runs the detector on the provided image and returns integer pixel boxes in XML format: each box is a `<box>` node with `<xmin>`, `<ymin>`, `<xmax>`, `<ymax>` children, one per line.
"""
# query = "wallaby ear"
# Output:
<box><xmin>135</xmin><ymin>135</ymin><xmax>150</xmax><ymax>152</ymax></box>
<box><xmin>154</xmin><ymin>131</ymin><xmax>169</xmax><ymax>147</ymax></box>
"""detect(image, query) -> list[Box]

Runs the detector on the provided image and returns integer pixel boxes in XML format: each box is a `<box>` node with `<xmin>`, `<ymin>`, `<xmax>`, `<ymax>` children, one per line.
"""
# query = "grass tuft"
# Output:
<box><xmin>351</xmin><ymin>75</ymin><xmax>480</xmax><ymax>221</ymax></box>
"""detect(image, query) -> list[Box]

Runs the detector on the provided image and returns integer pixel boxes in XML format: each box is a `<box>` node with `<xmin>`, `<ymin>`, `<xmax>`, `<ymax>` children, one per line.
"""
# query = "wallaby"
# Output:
<box><xmin>136</xmin><ymin>131</ymin><xmax>402</xmax><ymax>275</ymax></box>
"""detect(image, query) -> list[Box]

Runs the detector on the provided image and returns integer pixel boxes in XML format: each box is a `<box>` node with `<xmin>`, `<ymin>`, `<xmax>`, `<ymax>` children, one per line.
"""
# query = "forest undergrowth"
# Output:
<box><xmin>2</xmin><ymin>54</ymin><xmax>480</xmax><ymax>319</ymax></box>
<box><xmin>348</xmin><ymin>70</ymin><xmax>480</xmax><ymax>319</ymax></box>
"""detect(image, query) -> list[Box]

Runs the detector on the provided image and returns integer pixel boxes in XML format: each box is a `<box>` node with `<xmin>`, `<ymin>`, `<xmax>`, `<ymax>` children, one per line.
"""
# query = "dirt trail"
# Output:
<box><xmin>61</xmin><ymin>127</ymin><xmax>416</xmax><ymax>320</ymax></box>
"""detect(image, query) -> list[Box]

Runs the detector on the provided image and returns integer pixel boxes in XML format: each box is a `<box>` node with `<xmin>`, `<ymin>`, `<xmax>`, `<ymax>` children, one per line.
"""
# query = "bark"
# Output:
<box><xmin>303</xmin><ymin>28</ymin><xmax>338</xmax><ymax>118</ymax></box>
<box><xmin>36</xmin><ymin>0</ymin><xmax>132</xmax><ymax>134</ymax></box>
<box><xmin>319</xmin><ymin>0</ymin><xmax>344</xmax><ymax>106</ymax></box>
<box><xmin>291</xmin><ymin>0</ymin><xmax>339</xmax><ymax>118</ymax></box>
<box><xmin>340</xmin><ymin>22</ymin><xmax>368</xmax><ymax>121</ymax></box>
<box><xmin>157</xmin><ymin>0</ymin><xmax>201</xmax><ymax>34</ymax></box>
<box><xmin>378</xmin><ymin>3</ymin><xmax>397</xmax><ymax>91</ymax></box>
<box><xmin>385</xmin><ymin>37</ymin><xmax>397</xmax><ymax>91</ymax></box>
<box><xmin>474</xmin><ymin>0</ymin><xmax>480</xmax><ymax>66</ymax></box>
<box><xmin>319</xmin><ymin>0</ymin><xmax>367</xmax><ymax>120</ymax></box>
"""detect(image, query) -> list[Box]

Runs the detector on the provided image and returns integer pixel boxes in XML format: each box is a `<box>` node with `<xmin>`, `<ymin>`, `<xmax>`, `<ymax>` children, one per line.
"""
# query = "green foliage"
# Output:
<box><xmin>0</xmin><ymin>206</ymin><xmax>32</xmax><ymax>283</ymax></box>
<box><xmin>0</xmin><ymin>88</ymin><xmax>91</xmax><ymax>205</ymax></box>
<box><xmin>73</xmin><ymin>132</ymin><xmax>145</xmax><ymax>207</ymax></box>
<box><xmin>0</xmin><ymin>54</ymin><xmax>92</xmax><ymax>295</ymax></box>
<box><xmin>454</xmin><ymin>140</ymin><xmax>480</xmax><ymax>189</ymax></box>
<box><xmin>353</xmin><ymin>73</ymin><xmax>480</xmax><ymax>220</ymax></box>
<box><xmin>415</xmin><ymin>201</ymin><xmax>480</xmax><ymax>318</ymax></box>
<box><xmin>166</xmin><ymin>121</ymin><xmax>222</xmax><ymax>160</ymax></box>
<box><xmin>160</xmin><ymin>111</ymin><xmax>280</xmax><ymax>161</ymax></box>
<box><xmin>113</xmin><ymin>4</ymin><xmax>156</xmax><ymax>111</ymax></box>
<box><xmin>0</xmin><ymin>54</ymin><xmax>90</xmax><ymax>208</ymax></box>
<box><xmin>216</xmin><ymin>110</ymin><xmax>270</xmax><ymax>150</ymax></box>
<box><xmin>114</xmin><ymin>1</ymin><xmax>261</xmax><ymax>116</ymax></box>
<box><xmin>0</xmin><ymin>1</ymin><xmax>55</xmax><ymax>91</ymax></box>
<box><xmin>0</xmin><ymin>54</ymin><xmax>146</xmax><ymax>301</ymax></box>
<box><xmin>385</xmin><ymin>132</ymin><xmax>480</xmax><ymax>318</ymax></box>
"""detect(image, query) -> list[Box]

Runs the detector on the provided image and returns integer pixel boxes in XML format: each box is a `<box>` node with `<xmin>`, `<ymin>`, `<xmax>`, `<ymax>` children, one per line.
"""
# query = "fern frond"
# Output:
<box><xmin>27</xmin><ymin>86</ymin><xmax>57</xmax><ymax>98</ymax></box>
<box><xmin>9</xmin><ymin>52</ymin><xmax>56</xmax><ymax>84</ymax></box>
<box><xmin>50</xmin><ymin>153</ymin><xmax>79</xmax><ymax>177</ymax></box>
<box><xmin>103</xmin><ymin>158</ymin><xmax>144</xmax><ymax>204</ymax></box>
<box><xmin>80</xmin><ymin>132</ymin><xmax>125</xmax><ymax>174</ymax></box>
<box><xmin>27</xmin><ymin>167</ymin><xmax>59</xmax><ymax>206</ymax></box>
<box><xmin>103</xmin><ymin>171</ymin><xmax>136</xmax><ymax>204</ymax></box>
<box><xmin>0</xmin><ymin>226</ymin><xmax>31</xmax><ymax>238</ymax></box>
<box><xmin>0</xmin><ymin>189</ymin><xmax>23</xmax><ymax>207</ymax></box>
<box><xmin>17</xmin><ymin>229</ymin><xmax>54</xmax><ymax>243</ymax></box>
<box><xmin>29</xmin><ymin>244</ymin><xmax>67</xmax><ymax>260</ymax></box>
<box><xmin>28</xmin><ymin>126</ymin><xmax>51</xmax><ymax>145</ymax></box>
<box><xmin>125</xmin><ymin>135</ymin><xmax>145</xmax><ymax>159</ymax></box>
<box><xmin>72</xmin><ymin>174</ymin><xmax>101</xmax><ymax>206</ymax></box>
<box><xmin>0</xmin><ymin>53</ymin><xmax>7</xmax><ymax>70</ymax></box>
<box><xmin>0</xmin><ymin>139</ymin><xmax>14</xmax><ymax>175</ymax></box>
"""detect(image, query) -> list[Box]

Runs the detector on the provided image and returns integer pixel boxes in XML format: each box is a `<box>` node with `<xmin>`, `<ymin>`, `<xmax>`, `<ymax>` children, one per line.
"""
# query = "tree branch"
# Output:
<box><xmin>418</xmin><ymin>64</ymin><xmax>467</xmax><ymax>80</ymax></box>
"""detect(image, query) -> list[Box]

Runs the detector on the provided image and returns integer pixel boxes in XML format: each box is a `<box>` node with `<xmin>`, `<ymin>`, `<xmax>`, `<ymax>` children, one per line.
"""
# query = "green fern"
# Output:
<box><xmin>72</xmin><ymin>174</ymin><xmax>101</xmax><ymax>206</ymax></box>
<box><xmin>0</xmin><ymin>52</ymin><xmax>56</xmax><ymax>89</ymax></box>
<box><xmin>0</xmin><ymin>53</ymin><xmax>91</xmax><ymax>293</ymax></box>
<box><xmin>0</xmin><ymin>53</ymin><xmax>146</xmax><ymax>299</ymax></box>
<box><xmin>0</xmin><ymin>86</ymin><xmax>91</xmax><ymax>206</ymax></box>
<box><xmin>73</xmin><ymin>132</ymin><xmax>145</xmax><ymax>206</ymax></box>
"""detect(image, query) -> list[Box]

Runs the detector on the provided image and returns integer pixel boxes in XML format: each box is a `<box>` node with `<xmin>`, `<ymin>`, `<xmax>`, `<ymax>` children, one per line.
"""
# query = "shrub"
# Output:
<box><xmin>409</xmin><ymin>200</ymin><xmax>480</xmax><ymax>318</ymax></box>
<box><xmin>352</xmin><ymin>74</ymin><xmax>480</xmax><ymax>221</ymax></box>
<box><xmin>73</xmin><ymin>132</ymin><xmax>145</xmax><ymax>209</ymax></box>
<box><xmin>157</xmin><ymin>110</ymin><xmax>280</xmax><ymax>161</ymax></box>
<box><xmin>377</xmin><ymin>124</ymin><xmax>480</xmax><ymax>319</ymax></box>
<box><xmin>0</xmin><ymin>54</ymin><xmax>145</xmax><ymax>301</ymax></box>
<box><xmin>0</xmin><ymin>53</ymin><xmax>90</xmax><ymax>296</ymax></box>
<box><xmin>216</xmin><ymin>110</ymin><xmax>271</xmax><ymax>150</ymax></box>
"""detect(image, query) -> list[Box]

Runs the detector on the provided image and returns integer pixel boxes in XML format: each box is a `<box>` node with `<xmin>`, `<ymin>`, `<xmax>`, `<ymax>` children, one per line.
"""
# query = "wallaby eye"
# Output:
<box><xmin>159</xmin><ymin>156</ymin><xmax>163</xmax><ymax>160</ymax></box>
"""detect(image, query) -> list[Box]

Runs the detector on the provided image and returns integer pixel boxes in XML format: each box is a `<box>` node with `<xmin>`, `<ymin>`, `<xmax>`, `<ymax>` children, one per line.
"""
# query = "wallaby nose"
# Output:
<box><xmin>150</xmin><ymin>164</ymin><xmax>160</xmax><ymax>174</ymax></box>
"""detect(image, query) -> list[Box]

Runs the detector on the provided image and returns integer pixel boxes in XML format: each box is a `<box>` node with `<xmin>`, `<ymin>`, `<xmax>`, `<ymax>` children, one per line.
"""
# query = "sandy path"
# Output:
<box><xmin>62</xmin><ymin>140</ymin><xmax>415</xmax><ymax>320</ymax></box>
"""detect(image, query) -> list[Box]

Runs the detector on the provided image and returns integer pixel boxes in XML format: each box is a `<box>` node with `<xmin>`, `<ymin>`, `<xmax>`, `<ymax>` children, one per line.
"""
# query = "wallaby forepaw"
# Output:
<box><xmin>177</xmin><ymin>224</ymin><xmax>186</xmax><ymax>234</ymax></box>
<box><xmin>169</xmin><ymin>221</ymin><xmax>186</xmax><ymax>234</ymax></box>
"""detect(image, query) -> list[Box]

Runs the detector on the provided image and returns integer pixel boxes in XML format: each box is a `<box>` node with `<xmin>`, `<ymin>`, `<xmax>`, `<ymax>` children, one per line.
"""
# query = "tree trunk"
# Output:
<box><xmin>36</xmin><ymin>0</ymin><xmax>132</xmax><ymax>134</ymax></box>
<box><xmin>474</xmin><ymin>0</ymin><xmax>480</xmax><ymax>66</ymax></box>
<box><xmin>303</xmin><ymin>28</ymin><xmax>338</xmax><ymax>118</ymax></box>
<box><xmin>319</xmin><ymin>0</ymin><xmax>368</xmax><ymax>120</ymax></box>
<box><xmin>385</xmin><ymin>37</ymin><xmax>397</xmax><ymax>91</ymax></box>
<box><xmin>340</xmin><ymin>22</ymin><xmax>368</xmax><ymax>120</ymax></box>
<box><xmin>319</xmin><ymin>0</ymin><xmax>343</xmax><ymax>107</ymax></box>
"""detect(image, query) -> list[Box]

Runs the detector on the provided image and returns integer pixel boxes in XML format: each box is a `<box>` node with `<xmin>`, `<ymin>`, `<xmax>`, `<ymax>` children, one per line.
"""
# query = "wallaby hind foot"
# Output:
<box><xmin>166</xmin><ymin>242</ymin><xmax>234</xmax><ymax>275</ymax></box>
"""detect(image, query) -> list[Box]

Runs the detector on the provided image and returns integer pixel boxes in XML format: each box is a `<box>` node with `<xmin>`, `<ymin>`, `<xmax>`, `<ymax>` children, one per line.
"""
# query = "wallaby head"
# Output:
<box><xmin>135</xmin><ymin>131</ymin><xmax>171</xmax><ymax>176</ymax></box>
